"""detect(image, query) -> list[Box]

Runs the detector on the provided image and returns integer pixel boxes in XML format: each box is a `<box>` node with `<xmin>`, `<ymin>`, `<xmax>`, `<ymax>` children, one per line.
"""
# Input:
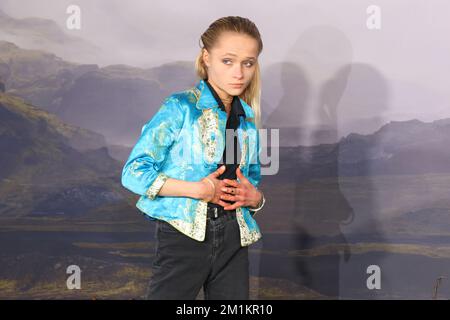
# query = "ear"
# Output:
<box><xmin>202</xmin><ymin>49</ymin><xmax>210</xmax><ymax>68</ymax></box>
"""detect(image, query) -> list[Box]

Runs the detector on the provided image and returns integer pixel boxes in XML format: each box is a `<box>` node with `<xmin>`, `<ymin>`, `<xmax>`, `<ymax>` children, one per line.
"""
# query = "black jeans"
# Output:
<box><xmin>145</xmin><ymin>211</ymin><xmax>249</xmax><ymax>300</ymax></box>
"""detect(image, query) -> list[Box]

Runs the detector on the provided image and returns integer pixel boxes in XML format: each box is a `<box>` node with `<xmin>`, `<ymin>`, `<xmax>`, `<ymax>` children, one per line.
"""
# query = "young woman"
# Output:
<box><xmin>121</xmin><ymin>16</ymin><xmax>265</xmax><ymax>300</ymax></box>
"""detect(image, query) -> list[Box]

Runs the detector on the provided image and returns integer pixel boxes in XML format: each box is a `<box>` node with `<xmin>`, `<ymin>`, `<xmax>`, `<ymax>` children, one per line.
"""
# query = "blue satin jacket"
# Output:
<box><xmin>121</xmin><ymin>79</ymin><xmax>262</xmax><ymax>246</ymax></box>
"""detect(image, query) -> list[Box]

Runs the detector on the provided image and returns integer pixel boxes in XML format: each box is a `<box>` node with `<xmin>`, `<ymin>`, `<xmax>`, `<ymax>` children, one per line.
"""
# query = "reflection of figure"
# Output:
<box><xmin>253</xmin><ymin>26</ymin><xmax>358</xmax><ymax>299</ymax></box>
<box><xmin>294</xmin><ymin>149</ymin><xmax>353</xmax><ymax>298</ymax></box>
<box><xmin>294</xmin><ymin>62</ymin><xmax>389</xmax><ymax>299</ymax></box>
<box><xmin>260</xmin><ymin>26</ymin><xmax>356</xmax><ymax>299</ymax></box>
<box><xmin>293</xmin><ymin>70</ymin><xmax>354</xmax><ymax>297</ymax></box>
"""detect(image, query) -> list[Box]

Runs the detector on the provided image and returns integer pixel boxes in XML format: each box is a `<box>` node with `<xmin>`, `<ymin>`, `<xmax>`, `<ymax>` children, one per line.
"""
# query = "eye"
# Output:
<box><xmin>222</xmin><ymin>59</ymin><xmax>232</xmax><ymax>65</ymax></box>
<box><xmin>244</xmin><ymin>61</ymin><xmax>254</xmax><ymax>67</ymax></box>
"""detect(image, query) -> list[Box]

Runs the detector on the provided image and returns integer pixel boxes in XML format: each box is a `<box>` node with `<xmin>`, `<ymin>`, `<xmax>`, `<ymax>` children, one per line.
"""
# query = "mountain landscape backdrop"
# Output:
<box><xmin>0</xmin><ymin>6</ymin><xmax>449</xmax><ymax>300</ymax></box>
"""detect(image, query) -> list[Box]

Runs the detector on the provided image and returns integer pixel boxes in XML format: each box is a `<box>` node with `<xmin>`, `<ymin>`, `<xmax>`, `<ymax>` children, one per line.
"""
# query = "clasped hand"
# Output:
<box><xmin>200</xmin><ymin>165</ymin><xmax>262</xmax><ymax>210</ymax></box>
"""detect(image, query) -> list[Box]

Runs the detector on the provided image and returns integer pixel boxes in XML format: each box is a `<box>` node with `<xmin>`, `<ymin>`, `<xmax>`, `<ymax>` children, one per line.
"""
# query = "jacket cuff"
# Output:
<box><xmin>146</xmin><ymin>172</ymin><xmax>169</xmax><ymax>200</ymax></box>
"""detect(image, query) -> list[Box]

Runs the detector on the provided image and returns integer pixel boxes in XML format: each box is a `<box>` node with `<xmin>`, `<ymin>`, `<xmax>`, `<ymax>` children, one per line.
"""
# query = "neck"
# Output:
<box><xmin>221</xmin><ymin>94</ymin><xmax>233</xmax><ymax>105</ymax></box>
<box><xmin>221</xmin><ymin>96</ymin><xmax>233</xmax><ymax>112</ymax></box>
<box><xmin>207</xmin><ymin>79</ymin><xmax>232</xmax><ymax>111</ymax></box>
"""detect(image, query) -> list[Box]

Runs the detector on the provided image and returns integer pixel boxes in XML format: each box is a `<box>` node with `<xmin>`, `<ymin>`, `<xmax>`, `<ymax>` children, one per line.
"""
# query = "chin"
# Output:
<box><xmin>228</xmin><ymin>87</ymin><xmax>245</xmax><ymax>95</ymax></box>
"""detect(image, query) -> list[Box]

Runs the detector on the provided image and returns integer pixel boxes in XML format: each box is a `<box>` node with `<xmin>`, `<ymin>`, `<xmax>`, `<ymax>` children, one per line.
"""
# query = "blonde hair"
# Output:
<box><xmin>195</xmin><ymin>16</ymin><xmax>263</xmax><ymax>129</ymax></box>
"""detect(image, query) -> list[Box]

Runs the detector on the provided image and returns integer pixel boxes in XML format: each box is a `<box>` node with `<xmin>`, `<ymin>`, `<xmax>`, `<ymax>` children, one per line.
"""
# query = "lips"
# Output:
<box><xmin>230</xmin><ymin>83</ymin><xmax>244</xmax><ymax>87</ymax></box>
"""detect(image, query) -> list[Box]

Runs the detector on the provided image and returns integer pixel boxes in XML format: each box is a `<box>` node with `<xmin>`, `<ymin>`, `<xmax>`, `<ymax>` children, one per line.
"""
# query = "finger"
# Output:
<box><xmin>220</xmin><ymin>193</ymin><xmax>236</xmax><ymax>202</ymax></box>
<box><xmin>221</xmin><ymin>186</ymin><xmax>239</xmax><ymax>195</ymax></box>
<box><xmin>223</xmin><ymin>201</ymin><xmax>242</xmax><ymax>211</ymax></box>
<box><xmin>217</xmin><ymin>199</ymin><xmax>230</xmax><ymax>208</ymax></box>
<box><xmin>221</xmin><ymin>194</ymin><xmax>243</xmax><ymax>202</ymax></box>
<box><xmin>236</xmin><ymin>166</ymin><xmax>248</xmax><ymax>182</ymax></box>
<box><xmin>210</xmin><ymin>165</ymin><xmax>226</xmax><ymax>178</ymax></box>
<box><xmin>223</xmin><ymin>179</ymin><xmax>239</xmax><ymax>187</ymax></box>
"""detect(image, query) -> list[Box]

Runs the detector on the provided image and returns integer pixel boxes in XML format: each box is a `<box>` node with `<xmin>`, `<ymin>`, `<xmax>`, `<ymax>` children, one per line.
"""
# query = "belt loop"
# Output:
<box><xmin>213</xmin><ymin>207</ymin><xmax>218</xmax><ymax>219</ymax></box>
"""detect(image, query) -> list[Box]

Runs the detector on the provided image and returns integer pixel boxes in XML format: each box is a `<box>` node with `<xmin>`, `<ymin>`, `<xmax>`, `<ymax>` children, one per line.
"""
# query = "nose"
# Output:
<box><xmin>233</xmin><ymin>65</ymin><xmax>244</xmax><ymax>79</ymax></box>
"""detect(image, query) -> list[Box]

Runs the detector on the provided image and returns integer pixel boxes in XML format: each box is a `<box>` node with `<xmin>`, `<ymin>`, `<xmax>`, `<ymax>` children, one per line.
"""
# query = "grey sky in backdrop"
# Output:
<box><xmin>1</xmin><ymin>0</ymin><xmax>449</xmax><ymax>134</ymax></box>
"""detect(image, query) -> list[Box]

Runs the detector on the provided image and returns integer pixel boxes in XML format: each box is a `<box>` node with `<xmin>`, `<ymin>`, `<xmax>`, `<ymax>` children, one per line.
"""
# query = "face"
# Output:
<box><xmin>202</xmin><ymin>31</ymin><xmax>259</xmax><ymax>99</ymax></box>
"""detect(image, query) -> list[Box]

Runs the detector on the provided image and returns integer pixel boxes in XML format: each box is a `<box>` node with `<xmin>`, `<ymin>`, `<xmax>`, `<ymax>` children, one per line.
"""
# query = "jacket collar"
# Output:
<box><xmin>194</xmin><ymin>79</ymin><xmax>255</xmax><ymax>119</ymax></box>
